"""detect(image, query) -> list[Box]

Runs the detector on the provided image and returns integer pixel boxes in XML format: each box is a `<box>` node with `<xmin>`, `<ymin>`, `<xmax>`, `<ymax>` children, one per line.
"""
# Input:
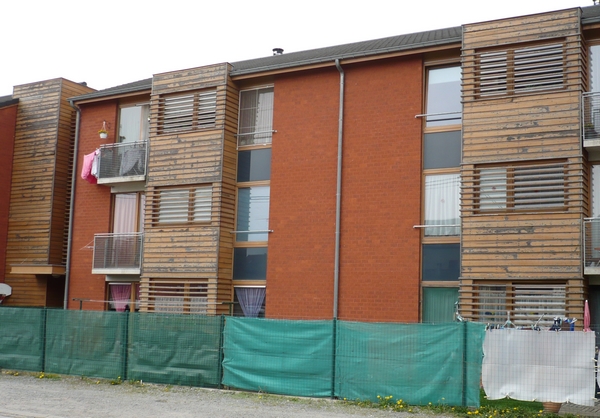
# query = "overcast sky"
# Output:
<box><xmin>0</xmin><ymin>0</ymin><xmax>593</xmax><ymax>96</ymax></box>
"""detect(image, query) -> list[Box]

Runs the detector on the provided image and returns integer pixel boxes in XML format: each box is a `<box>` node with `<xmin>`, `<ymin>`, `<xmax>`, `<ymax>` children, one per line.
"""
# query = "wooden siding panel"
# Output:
<box><xmin>152</xmin><ymin>64</ymin><xmax>231</xmax><ymax>95</ymax></box>
<box><xmin>461</xmin><ymin>213</ymin><xmax>582</xmax><ymax>280</ymax></box>
<box><xmin>462</xmin><ymin>9</ymin><xmax>581</xmax><ymax>49</ymax></box>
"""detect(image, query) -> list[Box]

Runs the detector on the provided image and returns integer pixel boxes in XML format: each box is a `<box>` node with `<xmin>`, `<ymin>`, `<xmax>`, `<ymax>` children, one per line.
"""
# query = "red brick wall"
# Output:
<box><xmin>67</xmin><ymin>101</ymin><xmax>118</xmax><ymax>310</ymax></box>
<box><xmin>0</xmin><ymin>104</ymin><xmax>17</xmax><ymax>285</ymax></box>
<box><xmin>267</xmin><ymin>57</ymin><xmax>423</xmax><ymax>322</ymax></box>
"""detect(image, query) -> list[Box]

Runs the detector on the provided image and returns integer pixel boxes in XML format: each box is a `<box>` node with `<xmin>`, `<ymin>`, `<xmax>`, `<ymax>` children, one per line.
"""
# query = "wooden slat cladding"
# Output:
<box><xmin>7</xmin><ymin>79</ymin><xmax>93</xmax><ymax>265</ymax></box>
<box><xmin>138</xmin><ymin>278</ymin><xmax>219</xmax><ymax>314</ymax></box>
<box><xmin>462</xmin><ymin>9</ymin><xmax>585</xmax><ymax>104</ymax></box>
<box><xmin>4</xmin><ymin>79</ymin><xmax>93</xmax><ymax>307</ymax></box>
<box><xmin>152</xmin><ymin>64</ymin><xmax>230</xmax><ymax>95</ymax></box>
<box><xmin>462</xmin><ymin>9</ymin><xmax>581</xmax><ymax>50</ymax></box>
<box><xmin>462</xmin><ymin>92</ymin><xmax>581</xmax><ymax>163</ymax></box>
<box><xmin>142</xmin><ymin>228</ymin><xmax>219</xmax><ymax>278</ymax></box>
<box><xmin>461</xmin><ymin>159</ymin><xmax>585</xmax><ymax>215</ymax></box>
<box><xmin>459</xmin><ymin>279</ymin><xmax>585</xmax><ymax>323</ymax></box>
<box><xmin>147</xmin><ymin>131</ymin><xmax>224</xmax><ymax>186</ymax></box>
<box><xmin>461</xmin><ymin>213</ymin><xmax>582</xmax><ymax>280</ymax></box>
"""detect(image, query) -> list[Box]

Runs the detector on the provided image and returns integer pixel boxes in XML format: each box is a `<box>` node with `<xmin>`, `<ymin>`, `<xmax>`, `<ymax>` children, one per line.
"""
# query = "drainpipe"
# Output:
<box><xmin>64</xmin><ymin>100</ymin><xmax>81</xmax><ymax>309</ymax></box>
<box><xmin>333</xmin><ymin>59</ymin><xmax>344</xmax><ymax>320</ymax></box>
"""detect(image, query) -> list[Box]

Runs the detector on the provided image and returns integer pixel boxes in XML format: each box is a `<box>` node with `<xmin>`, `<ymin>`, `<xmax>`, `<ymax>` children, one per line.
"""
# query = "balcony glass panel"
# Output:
<box><xmin>93</xmin><ymin>233</ymin><xmax>143</xmax><ymax>273</ymax></box>
<box><xmin>97</xmin><ymin>141</ymin><xmax>147</xmax><ymax>182</ymax></box>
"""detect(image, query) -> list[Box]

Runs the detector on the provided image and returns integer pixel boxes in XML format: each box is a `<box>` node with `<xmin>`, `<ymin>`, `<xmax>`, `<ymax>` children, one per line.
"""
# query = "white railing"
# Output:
<box><xmin>582</xmin><ymin>92</ymin><xmax>600</xmax><ymax>143</ymax></box>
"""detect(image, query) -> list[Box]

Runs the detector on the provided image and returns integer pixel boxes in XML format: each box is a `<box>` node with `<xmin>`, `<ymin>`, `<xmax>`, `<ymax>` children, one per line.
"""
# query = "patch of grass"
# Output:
<box><xmin>344</xmin><ymin>390</ymin><xmax>583</xmax><ymax>418</ymax></box>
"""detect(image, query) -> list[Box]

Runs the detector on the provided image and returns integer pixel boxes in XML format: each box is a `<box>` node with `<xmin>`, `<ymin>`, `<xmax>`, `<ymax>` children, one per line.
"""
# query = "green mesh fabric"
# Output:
<box><xmin>0</xmin><ymin>307</ymin><xmax>45</xmax><ymax>371</ymax></box>
<box><xmin>222</xmin><ymin>317</ymin><xmax>334</xmax><ymax>397</ymax></box>
<box><xmin>335</xmin><ymin>321</ymin><xmax>485</xmax><ymax>407</ymax></box>
<box><xmin>127</xmin><ymin>313</ymin><xmax>222</xmax><ymax>387</ymax></box>
<box><xmin>44</xmin><ymin>310</ymin><xmax>127</xmax><ymax>379</ymax></box>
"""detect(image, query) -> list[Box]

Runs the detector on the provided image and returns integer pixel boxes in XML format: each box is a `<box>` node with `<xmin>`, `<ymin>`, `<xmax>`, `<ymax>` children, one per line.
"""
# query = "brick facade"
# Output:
<box><xmin>266</xmin><ymin>58</ymin><xmax>423</xmax><ymax>321</ymax></box>
<box><xmin>67</xmin><ymin>101</ymin><xmax>118</xmax><ymax>310</ymax></box>
<box><xmin>0</xmin><ymin>103</ymin><xmax>17</xmax><ymax>286</ymax></box>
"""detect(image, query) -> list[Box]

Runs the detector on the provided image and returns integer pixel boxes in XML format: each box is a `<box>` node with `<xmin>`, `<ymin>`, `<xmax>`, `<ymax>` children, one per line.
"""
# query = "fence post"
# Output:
<box><xmin>121</xmin><ymin>311</ymin><xmax>130</xmax><ymax>381</ymax></box>
<box><xmin>41</xmin><ymin>308</ymin><xmax>48</xmax><ymax>373</ymax></box>
<box><xmin>218</xmin><ymin>315</ymin><xmax>225</xmax><ymax>389</ymax></box>
<box><xmin>461</xmin><ymin>320</ymin><xmax>468</xmax><ymax>407</ymax></box>
<box><xmin>331</xmin><ymin>318</ymin><xmax>337</xmax><ymax>399</ymax></box>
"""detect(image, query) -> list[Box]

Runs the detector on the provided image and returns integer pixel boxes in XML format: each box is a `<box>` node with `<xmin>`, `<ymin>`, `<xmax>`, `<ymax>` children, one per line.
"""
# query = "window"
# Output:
<box><xmin>423</xmin><ymin>131</ymin><xmax>461</xmax><ymax>169</ymax></box>
<box><xmin>424</xmin><ymin>174</ymin><xmax>460</xmax><ymax>236</ymax></box>
<box><xmin>422</xmin><ymin>244</ymin><xmax>460</xmax><ymax>282</ymax></box>
<box><xmin>237</xmin><ymin>148</ymin><xmax>271</xmax><ymax>182</ymax></box>
<box><xmin>425</xmin><ymin>66</ymin><xmax>461</xmax><ymax>127</ymax></box>
<box><xmin>236</xmin><ymin>186</ymin><xmax>270</xmax><ymax>242</ymax></box>
<box><xmin>238</xmin><ymin>87</ymin><xmax>274</xmax><ymax>146</ymax></box>
<box><xmin>233</xmin><ymin>87</ymin><xmax>273</xmax><ymax>306</ymax></box>
<box><xmin>107</xmin><ymin>282</ymin><xmax>140</xmax><ymax>312</ymax></box>
<box><xmin>155</xmin><ymin>186</ymin><xmax>212</xmax><ymax>224</ymax></box>
<box><xmin>119</xmin><ymin>105</ymin><xmax>149</xmax><ymax>143</ymax></box>
<box><xmin>476</xmin><ymin>162</ymin><xmax>565</xmax><ymax>211</ymax></box>
<box><xmin>233</xmin><ymin>287</ymin><xmax>266</xmax><ymax>317</ymax></box>
<box><xmin>477</xmin><ymin>43</ymin><xmax>565</xmax><ymax>97</ymax></box>
<box><xmin>233</xmin><ymin>247</ymin><xmax>268</xmax><ymax>280</ymax></box>
<box><xmin>422</xmin><ymin>287</ymin><xmax>459</xmax><ymax>323</ymax></box>
<box><xmin>158</xmin><ymin>89</ymin><xmax>217</xmax><ymax>133</ymax></box>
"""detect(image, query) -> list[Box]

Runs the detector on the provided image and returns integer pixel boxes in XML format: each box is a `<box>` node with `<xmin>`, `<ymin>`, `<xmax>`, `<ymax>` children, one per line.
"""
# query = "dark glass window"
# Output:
<box><xmin>237</xmin><ymin>148</ymin><xmax>271</xmax><ymax>182</ymax></box>
<box><xmin>422</xmin><ymin>244</ymin><xmax>460</xmax><ymax>281</ymax></box>
<box><xmin>233</xmin><ymin>247</ymin><xmax>268</xmax><ymax>280</ymax></box>
<box><xmin>423</xmin><ymin>131</ymin><xmax>461</xmax><ymax>169</ymax></box>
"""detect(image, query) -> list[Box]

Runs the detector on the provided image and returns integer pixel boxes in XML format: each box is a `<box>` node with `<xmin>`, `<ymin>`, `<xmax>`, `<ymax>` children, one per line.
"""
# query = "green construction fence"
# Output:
<box><xmin>0</xmin><ymin>308</ymin><xmax>485</xmax><ymax>407</ymax></box>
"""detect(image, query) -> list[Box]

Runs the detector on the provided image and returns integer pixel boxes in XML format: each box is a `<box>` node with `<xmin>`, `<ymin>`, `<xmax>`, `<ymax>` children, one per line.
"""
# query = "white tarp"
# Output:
<box><xmin>482</xmin><ymin>329</ymin><xmax>596</xmax><ymax>406</ymax></box>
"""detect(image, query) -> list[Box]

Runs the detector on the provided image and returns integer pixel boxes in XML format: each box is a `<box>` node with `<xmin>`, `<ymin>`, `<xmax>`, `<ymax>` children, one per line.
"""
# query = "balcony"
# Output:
<box><xmin>92</xmin><ymin>233</ymin><xmax>143</xmax><ymax>275</ymax></box>
<box><xmin>96</xmin><ymin>141</ymin><xmax>147</xmax><ymax>186</ymax></box>
<box><xmin>583</xmin><ymin>92</ymin><xmax>600</xmax><ymax>157</ymax></box>
<box><xmin>584</xmin><ymin>218</ymin><xmax>600</xmax><ymax>275</ymax></box>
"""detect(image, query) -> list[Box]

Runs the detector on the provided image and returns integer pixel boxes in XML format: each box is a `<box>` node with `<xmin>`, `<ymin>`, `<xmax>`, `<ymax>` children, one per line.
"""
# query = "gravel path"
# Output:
<box><xmin>0</xmin><ymin>371</ymin><xmax>456</xmax><ymax>418</ymax></box>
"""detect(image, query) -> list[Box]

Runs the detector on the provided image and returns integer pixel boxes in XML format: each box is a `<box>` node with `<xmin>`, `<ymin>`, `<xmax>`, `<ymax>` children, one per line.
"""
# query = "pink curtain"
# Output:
<box><xmin>110</xmin><ymin>284</ymin><xmax>131</xmax><ymax>312</ymax></box>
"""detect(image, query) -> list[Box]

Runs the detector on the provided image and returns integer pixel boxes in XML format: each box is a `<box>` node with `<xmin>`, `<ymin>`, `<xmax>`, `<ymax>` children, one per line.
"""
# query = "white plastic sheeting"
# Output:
<box><xmin>482</xmin><ymin>329</ymin><xmax>596</xmax><ymax>406</ymax></box>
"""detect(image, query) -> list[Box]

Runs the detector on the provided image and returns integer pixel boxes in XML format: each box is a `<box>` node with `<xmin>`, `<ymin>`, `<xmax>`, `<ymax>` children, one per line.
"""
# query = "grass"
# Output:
<box><xmin>345</xmin><ymin>390</ymin><xmax>583</xmax><ymax>417</ymax></box>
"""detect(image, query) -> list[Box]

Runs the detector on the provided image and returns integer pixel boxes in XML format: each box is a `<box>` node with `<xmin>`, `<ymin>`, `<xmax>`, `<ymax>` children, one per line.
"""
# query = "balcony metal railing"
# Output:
<box><xmin>582</xmin><ymin>92</ymin><xmax>600</xmax><ymax>144</ymax></box>
<box><xmin>92</xmin><ymin>233</ymin><xmax>143</xmax><ymax>274</ymax></box>
<box><xmin>96</xmin><ymin>141</ymin><xmax>147</xmax><ymax>184</ymax></box>
<box><xmin>584</xmin><ymin>218</ymin><xmax>600</xmax><ymax>273</ymax></box>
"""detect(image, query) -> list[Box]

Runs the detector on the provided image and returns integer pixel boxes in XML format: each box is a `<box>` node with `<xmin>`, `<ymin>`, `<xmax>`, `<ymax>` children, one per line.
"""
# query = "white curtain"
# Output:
<box><xmin>113</xmin><ymin>193</ymin><xmax>138</xmax><ymax>233</ymax></box>
<box><xmin>236</xmin><ymin>287</ymin><xmax>266</xmax><ymax>318</ymax></box>
<box><xmin>425</xmin><ymin>174</ymin><xmax>460</xmax><ymax>236</ymax></box>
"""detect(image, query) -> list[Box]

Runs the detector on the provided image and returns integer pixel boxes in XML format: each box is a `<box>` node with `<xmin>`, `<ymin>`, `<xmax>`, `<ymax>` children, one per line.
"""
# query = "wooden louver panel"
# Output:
<box><xmin>477</xmin><ymin>43</ymin><xmax>565</xmax><ymax>98</ymax></box>
<box><xmin>464</xmin><ymin>283</ymin><xmax>566</xmax><ymax>327</ymax></box>
<box><xmin>471</xmin><ymin>161</ymin><xmax>567</xmax><ymax>212</ymax></box>
<box><xmin>158</xmin><ymin>89</ymin><xmax>217</xmax><ymax>134</ymax></box>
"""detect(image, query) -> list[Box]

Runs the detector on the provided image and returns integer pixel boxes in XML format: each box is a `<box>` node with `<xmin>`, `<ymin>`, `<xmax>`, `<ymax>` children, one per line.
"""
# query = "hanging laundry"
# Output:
<box><xmin>81</xmin><ymin>150</ymin><xmax>98</xmax><ymax>184</ymax></box>
<box><xmin>91</xmin><ymin>150</ymin><xmax>99</xmax><ymax>178</ymax></box>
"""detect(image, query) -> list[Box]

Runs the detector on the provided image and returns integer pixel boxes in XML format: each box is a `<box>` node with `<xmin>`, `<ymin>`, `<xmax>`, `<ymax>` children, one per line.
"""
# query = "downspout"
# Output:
<box><xmin>333</xmin><ymin>59</ymin><xmax>344</xmax><ymax>320</ymax></box>
<box><xmin>64</xmin><ymin>99</ymin><xmax>81</xmax><ymax>309</ymax></box>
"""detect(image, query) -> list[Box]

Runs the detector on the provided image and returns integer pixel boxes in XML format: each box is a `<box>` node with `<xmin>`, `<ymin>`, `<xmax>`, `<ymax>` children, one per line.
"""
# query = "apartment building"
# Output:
<box><xmin>3</xmin><ymin>6</ymin><xmax>600</xmax><ymax>326</ymax></box>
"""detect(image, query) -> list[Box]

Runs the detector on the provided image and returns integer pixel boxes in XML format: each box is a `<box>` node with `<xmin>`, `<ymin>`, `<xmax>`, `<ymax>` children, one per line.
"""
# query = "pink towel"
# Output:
<box><xmin>81</xmin><ymin>151</ymin><xmax>97</xmax><ymax>184</ymax></box>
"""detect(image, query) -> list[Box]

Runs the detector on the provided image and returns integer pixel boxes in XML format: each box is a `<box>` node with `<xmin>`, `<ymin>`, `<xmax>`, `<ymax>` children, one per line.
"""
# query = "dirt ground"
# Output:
<box><xmin>0</xmin><ymin>371</ymin><xmax>454</xmax><ymax>418</ymax></box>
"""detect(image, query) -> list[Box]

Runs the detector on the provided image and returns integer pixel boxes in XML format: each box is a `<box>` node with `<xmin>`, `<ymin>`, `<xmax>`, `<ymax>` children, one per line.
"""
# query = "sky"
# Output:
<box><xmin>0</xmin><ymin>0</ymin><xmax>593</xmax><ymax>97</ymax></box>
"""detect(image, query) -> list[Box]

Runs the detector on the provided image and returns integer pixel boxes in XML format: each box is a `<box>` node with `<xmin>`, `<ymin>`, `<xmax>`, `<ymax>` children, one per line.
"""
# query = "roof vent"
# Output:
<box><xmin>273</xmin><ymin>48</ymin><xmax>284</xmax><ymax>56</ymax></box>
